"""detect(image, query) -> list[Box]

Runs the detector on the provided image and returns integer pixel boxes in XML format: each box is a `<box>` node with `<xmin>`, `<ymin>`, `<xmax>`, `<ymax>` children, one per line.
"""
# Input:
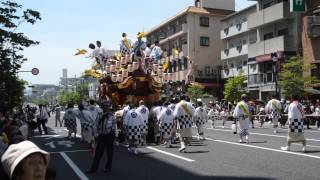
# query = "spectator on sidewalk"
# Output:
<box><xmin>1</xmin><ymin>141</ymin><xmax>50</xmax><ymax>180</ymax></box>
<box><xmin>54</xmin><ymin>104</ymin><xmax>63</xmax><ymax>127</ymax></box>
<box><xmin>37</xmin><ymin>104</ymin><xmax>48</xmax><ymax>135</ymax></box>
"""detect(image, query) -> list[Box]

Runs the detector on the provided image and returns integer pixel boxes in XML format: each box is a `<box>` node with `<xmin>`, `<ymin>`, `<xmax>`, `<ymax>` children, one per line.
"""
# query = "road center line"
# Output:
<box><xmin>207</xmin><ymin>128</ymin><xmax>320</xmax><ymax>142</ymax></box>
<box><xmin>50</xmin><ymin>149</ymin><xmax>91</xmax><ymax>154</ymax></box>
<box><xmin>60</xmin><ymin>152</ymin><xmax>89</xmax><ymax>180</ymax></box>
<box><xmin>204</xmin><ymin>137</ymin><xmax>320</xmax><ymax>160</ymax></box>
<box><xmin>146</xmin><ymin>146</ymin><xmax>195</xmax><ymax>162</ymax></box>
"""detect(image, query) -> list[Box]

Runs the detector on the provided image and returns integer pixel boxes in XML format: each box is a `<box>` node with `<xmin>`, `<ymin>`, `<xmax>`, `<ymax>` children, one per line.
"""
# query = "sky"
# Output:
<box><xmin>16</xmin><ymin>0</ymin><xmax>256</xmax><ymax>85</ymax></box>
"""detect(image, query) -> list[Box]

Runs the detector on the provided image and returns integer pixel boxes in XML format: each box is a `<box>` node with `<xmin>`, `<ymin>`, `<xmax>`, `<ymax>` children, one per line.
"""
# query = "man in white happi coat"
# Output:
<box><xmin>233</xmin><ymin>94</ymin><xmax>251</xmax><ymax>143</ymax></box>
<box><xmin>123</xmin><ymin>105</ymin><xmax>144</xmax><ymax>154</ymax></box>
<box><xmin>136</xmin><ymin>100</ymin><xmax>149</xmax><ymax>145</ymax></box>
<box><xmin>158</xmin><ymin>101</ymin><xmax>175</xmax><ymax>148</ymax></box>
<box><xmin>173</xmin><ymin>95</ymin><xmax>195</xmax><ymax>152</ymax></box>
<box><xmin>281</xmin><ymin>95</ymin><xmax>306</xmax><ymax>152</ymax></box>
<box><xmin>265</xmin><ymin>95</ymin><xmax>282</xmax><ymax>133</ymax></box>
<box><xmin>208</xmin><ymin>102</ymin><xmax>219</xmax><ymax>129</ymax></box>
<box><xmin>77</xmin><ymin>104</ymin><xmax>96</xmax><ymax>144</ymax></box>
<box><xmin>193</xmin><ymin>99</ymin><xmax>208</xmax><ymax>140</ymax></box>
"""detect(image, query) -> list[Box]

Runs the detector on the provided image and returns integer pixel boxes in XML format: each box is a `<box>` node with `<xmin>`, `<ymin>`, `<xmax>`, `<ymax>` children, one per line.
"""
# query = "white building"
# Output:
<box><xmin>146</xmin><ymin>0</ymin><xmax>234</xmax><ymax>97</ymax></box>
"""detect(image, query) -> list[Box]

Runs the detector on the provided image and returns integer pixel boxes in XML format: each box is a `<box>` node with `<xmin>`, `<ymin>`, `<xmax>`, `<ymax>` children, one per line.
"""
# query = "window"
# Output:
<box><xmin>200</xmin><ymin>17</ymin><xmax>209</xmax><ymax>27</ymax></box>
<box><xmin>264</xmin><ymin>32</ymin><xmax>274</xmax><ymax>40</ymax></box>
<box><xmin>278</xmin><ymin>28</ymin><xmax>288</xmax><ymax>36</ymax></box>
<box><xmin>200</xmin><ymin>37</ymin><xmax>210</xmax><ymax>46</ymax></box>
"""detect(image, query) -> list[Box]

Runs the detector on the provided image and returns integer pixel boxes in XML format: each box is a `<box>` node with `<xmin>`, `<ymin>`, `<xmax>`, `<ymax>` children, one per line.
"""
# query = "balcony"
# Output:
<box><xmin>248</xmin><ymin>2</ymin><xmax>292</xmax><ymax>29</ymax></box>
<box><xmin>307</xmin><ymin>16</ymin><xmax>320</xmax><ymax>38</ymax></box>
<box><xmin>248</xmin><ymin>36</ymin><xmax>295</xmax><ymax>58</ymax></box>
<box><xmin>221</xmin><ymin>21</ymin><xmax>249</xmax><ymax>39</ymax></box>
<box><xmin>160</xmin><ymin>23</ymin><xmax>187</xmax><ymax>45</ymax></box>
<box><xmin>221</xmin><ymin>44</ymin><xmax>248</xmax><ymax>60</ymax></box>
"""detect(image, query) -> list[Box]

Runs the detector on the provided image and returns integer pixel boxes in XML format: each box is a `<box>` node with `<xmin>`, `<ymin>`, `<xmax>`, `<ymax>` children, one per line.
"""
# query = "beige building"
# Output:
<box><xmin>146</xmin><ymin>0</ymin><xmax>234</xmax><ymax>95</ymax></box>
<box><xmin>220</xmin><ymin>5</ymin><xmax>257</xmax><ymax>80</ymax></box>
<box><xmin>246</xmin><ymin>0</ymin><xmax>302</xmax><ymax>100</ymax></box>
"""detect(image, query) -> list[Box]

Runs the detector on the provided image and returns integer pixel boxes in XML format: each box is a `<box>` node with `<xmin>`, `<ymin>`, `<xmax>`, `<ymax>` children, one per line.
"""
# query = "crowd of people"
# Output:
<box><xmin>0</xmin><ymin>93</ymin><xmax>319</xmax><ymax>178</ymax></box>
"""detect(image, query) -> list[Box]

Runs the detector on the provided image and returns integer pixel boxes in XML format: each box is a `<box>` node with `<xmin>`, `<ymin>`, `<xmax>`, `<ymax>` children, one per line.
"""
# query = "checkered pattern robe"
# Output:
<box><xmin>63</xmin><ymin>108</ymin><xmax>77</xmax><ymax>132</ymax></box>
<box><xmin>208</xmin><ymin>109</ymin><xmax>219</xmax><ymax>123</ymax></box>
<box><xmin>193</xmin><ymin>107</ymin><xmax>208</xmax><ymax>127</ymax></box>
<box><xmin>265</xmin><ymin>99</ymin><xmax>282</xmax><ymax>119</ymax></box>
<box><xmin>123</xmin><ymin>109</ymin><xmax>144</xmax><ymax>140</ymax></box>
<box><xmin>158</xmin><ymin>107</ymin><xmax>174</xmax><ymax>137</ymax></box>
<box><xmin>288</xmin><ymin>101</ymin><xmax>304</xmax><ymax>133</ymax></box>
<box><xmin>136</xmin><ymin>105</ymin><xmax>149</xmax><ymax>134</ymax></box>
<box><xmin>173</xmin><ymin>101</ymin><xmax>195</xmax><ymax>130</ymax></box>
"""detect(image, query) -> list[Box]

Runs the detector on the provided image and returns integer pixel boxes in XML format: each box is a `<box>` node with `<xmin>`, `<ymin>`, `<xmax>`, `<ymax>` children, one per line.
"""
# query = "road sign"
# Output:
<box><xmin>290</xmin><ymin>0</ymin><xmax>305</xmax><ymax>12</ymax></box>
<box><xmin>31</xmin><ymin>68</ymin><xmax>39</xmax><ymax>75</ymax></box>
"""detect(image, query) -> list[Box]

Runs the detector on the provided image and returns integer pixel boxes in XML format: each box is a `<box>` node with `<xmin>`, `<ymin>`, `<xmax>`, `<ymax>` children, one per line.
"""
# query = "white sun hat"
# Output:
<box><xmin>1</xmin><ymin>140</ymin><xmax>50</xmax><ymax>178</ymax></box>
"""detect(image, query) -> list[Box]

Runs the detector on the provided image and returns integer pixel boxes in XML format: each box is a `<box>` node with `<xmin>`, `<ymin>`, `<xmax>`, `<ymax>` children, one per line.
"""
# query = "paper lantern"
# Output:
<box><xmin>121</xmin><ymin>57</ymin><xmax>127</xmax><ymax>65</ymax></box>
<box><xmin>111</xmin><ymin>74</ymin><xmax>117</xmax><ymax>82</ymax></box>
<box><xmin>116</xmin><ymin>61</ymin><xmax>121</xmax><ymax>69</ymax></box>
<box><xmin>110</xmin><ymin>65</ymin><xmax>116</xmax><ymax>72</ymax></box>
<box><xmin>153</xmin><ymin>64</ymin><xmax>159</xmax><ymax>72</ymax></box>
<box><xmin>117</xmin><ymin>73</ymin><xmax>123</xmax><ymax>82</ymax></box>
<box><xmin>133</xmin><ymin>62</ymin><xmax>138</xmax><ymax>70</ymax></box>
<box><xmin>105</xmin><ymin>65</ymin><xmax>111</xmax><ymax>73</ymax></box>
<box><xmin>128</xmin><ymin>64</ymin><xmax>133</xmax><ymax>72</ymax></box>
<box><xmin>126</xmin><ymin>54</ymin><xmax>131</xmax><ymax>63</ymax></box>
<box><xmin>168</xmin><ymin>73</ymin><xmax>173</xmax><ymax>81</ymax></box>
<box><xmin>122</xmin><ymin>68</ymin><xmax>128</xmax><ymax>78</ymax></box>
<box><xmin>163</xmin><ymin>73</ymin><xmax>168</xmax><ymax>82</ymax></box>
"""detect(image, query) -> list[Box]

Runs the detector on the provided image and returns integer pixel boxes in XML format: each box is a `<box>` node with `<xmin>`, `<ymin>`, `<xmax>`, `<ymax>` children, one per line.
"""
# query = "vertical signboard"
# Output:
<box><xmin>290</xmin><ymin>0</ymin><xmax>305</xmax><ymax>12</ymax></box>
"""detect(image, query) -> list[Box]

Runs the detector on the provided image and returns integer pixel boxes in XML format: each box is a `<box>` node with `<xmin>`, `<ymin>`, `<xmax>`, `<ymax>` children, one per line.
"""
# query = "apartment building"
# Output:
<box><xmin>303</xmin><ymin>1</ymin><xmax>320</xmax><ymax>89</ymax></box>
<box><xmin>245</xmin><ymin>0</ymin><xmax>301</xmax><ymax>100</ymax></box>
<box><xmin>220</xmin><ymin>5</ymin><xmax>257</xmax><ymax>81</ymax></box>
<box><xmin>146</xmin><ymin>0</ymin><xmax>234</xmax><ymax>95</ymax></box>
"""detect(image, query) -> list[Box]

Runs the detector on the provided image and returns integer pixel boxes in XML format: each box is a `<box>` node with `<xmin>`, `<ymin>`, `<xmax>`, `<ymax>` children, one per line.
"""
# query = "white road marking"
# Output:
<box><xmin>147</xmin><ymin>146</ymin><xmax>195</xmax><ymax>162</ymax></box>
<box><xmin>204</xmin><ymin>137</ymin><xmax>320</xmax><ymax>160</ymax></box>
<box><xmin>60</xmin><ymin>152</ymin><xmax>89</xmax><ymax>180</ymax></box>
<box><xmin>50</xmin><ymin>149</ymin><xmax>91</xmax><ymax>154</ymax></box>
<box><xmin>207</xmin><ymin>128</ymin><xmax>320</xmax><ymax>142</ymax></box>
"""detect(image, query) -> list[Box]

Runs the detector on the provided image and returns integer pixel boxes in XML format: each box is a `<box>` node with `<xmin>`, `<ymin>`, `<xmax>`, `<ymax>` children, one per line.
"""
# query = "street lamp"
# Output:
<box><xmin>272</xmin><ymin>52</ymin><xmax>279</xmax><ymax>99</ymax></box>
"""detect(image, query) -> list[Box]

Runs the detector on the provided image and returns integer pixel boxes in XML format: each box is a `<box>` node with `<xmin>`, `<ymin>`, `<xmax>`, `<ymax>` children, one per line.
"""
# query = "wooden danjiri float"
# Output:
<box><xmin>78</xmin><ymin>32</ymin><xmax>166</xmax><ymax>109</ymax></box>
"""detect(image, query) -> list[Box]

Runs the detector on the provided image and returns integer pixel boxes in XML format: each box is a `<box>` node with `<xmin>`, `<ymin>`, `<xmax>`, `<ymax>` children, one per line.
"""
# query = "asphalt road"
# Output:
<box><xmin>30</xmin><ymin>116</ymin><xmax>320</xmax><ymax>180</ymax></box>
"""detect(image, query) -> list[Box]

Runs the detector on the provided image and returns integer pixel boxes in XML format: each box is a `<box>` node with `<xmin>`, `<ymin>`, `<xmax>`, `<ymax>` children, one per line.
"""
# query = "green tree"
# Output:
<box><xmin>187</xmin><ymin>83</ymin><xmax>205</xmax><ymax>102</ymax></box>
<box><xmin>223</xmin><ymin>74</ymin><xmax>246</xmax><ymax>103</ymax></box>
<box><xmin>58</xmin><ymin>92</ymin><xmax>81</xmax><ymax>106</ymax></box>
<box><xmin>0</xmin><ymin>1</ymin><xmax>41</xmax><ymax>112</ymax></box>
<box><xmin>76</xmin><ymin>83</ymin><xmax>89</xmax><ymax>100</ymax></box>
<box><xmin>279</xmin><ymin>56</ymin><xmax>318</xmax><ymax>99</ymax></box>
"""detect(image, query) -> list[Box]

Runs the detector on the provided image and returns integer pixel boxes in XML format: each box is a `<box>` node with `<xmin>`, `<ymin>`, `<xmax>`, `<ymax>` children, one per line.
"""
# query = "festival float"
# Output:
<box><xmin>76</xmin><ymin>32</ymin><xmax>170</xmax><ymax>108</ymax></box>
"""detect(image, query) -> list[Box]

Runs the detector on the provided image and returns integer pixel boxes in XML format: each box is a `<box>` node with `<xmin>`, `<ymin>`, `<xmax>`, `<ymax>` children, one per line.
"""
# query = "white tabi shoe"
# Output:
<box><xmin>178</xmin><ymin>146</ymin><xmax>186</xmax><ymax>152</ymax></box>
<box><xmin>302</xmin><ymin>146</ymin><xmax>306</xmax><ymax>153</ymax></box>
<box><xmin>239</xmin><ymin>139</ymin><xmax>244</xmax><ymax>143</ymax></box>
<box><xmin>274</xmin><ymin>130</ymin><xmax>278</xmax><ymax>134</ymax></box>
<box><xmin>134</xmin><ymin>148</ymin><xmax>139</xmax><ymax>155</ymax></box>
<box><xmin>245</xmin><ymin>136</ymin><xmax>249</xmax><ymax>143</ymax></box>
<box><xmin>281</xmin><ymin>146</ymin><xmax>290</xmax><ymax>151</ymax></box>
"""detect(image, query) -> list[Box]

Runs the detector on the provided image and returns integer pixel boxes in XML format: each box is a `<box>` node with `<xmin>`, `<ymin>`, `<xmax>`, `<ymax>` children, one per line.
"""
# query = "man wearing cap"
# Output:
<box><xmin>193</xmin><ymin>99</ymin><xmax>208</xmax><ymax>140</ymax></box>
<box><xmin>136</xmin><ymin>100</ymin><xmax>149</xmax><ymax>146</ymax></box>
<box><xmin>173</xmin><ymin>95</ymin><xmax>195</xmax><ymax>152</ymax></box>
<box><xmin>86</xmin><ymin>100</ymin><xmax>117</xmax><ymax>173</ymax></box>
<box><xmin>233</xmin><ymin>94</ymin><xmax>251</xmax><ymax>143</ymax></box>
<box><xmin>1</xmin><ymin>141</ymin><xmax>49</xmax><ymax>180</ymax></box>
<box><xmin>265</xmin><ymin>95</ymin><xmax>282</xmax><ymax>133</ymax></box>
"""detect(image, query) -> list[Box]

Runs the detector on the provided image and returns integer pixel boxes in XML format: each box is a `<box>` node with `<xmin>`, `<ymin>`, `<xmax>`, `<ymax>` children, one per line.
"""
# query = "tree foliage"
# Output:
<box><xmin>76</xmin><ymin>83</ymin><xmax>89</xmax><ymax>100</ymax></box>
<box><xmin>0</xmin><ymin>0</ymin><xmax>41</xmax><ymax>112</ymax></box>
<box><xmin>223</xmin><ymin>74</ymin><xmax>246</xmax><ymax>103</ymax></box>
<box><xmin>187</xmin><ymin>83</ymin><xmax>205</xmax><ymax>102</ymax></box>
<box><xmin>58</xmin><ymin>92</ymin><xmax>81</xmax><ymax>107</ymax></box>
<box><xmin>279</xmin><ymin>56</ymin><xmax>318</xmax><ymax>99</ymax></box>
